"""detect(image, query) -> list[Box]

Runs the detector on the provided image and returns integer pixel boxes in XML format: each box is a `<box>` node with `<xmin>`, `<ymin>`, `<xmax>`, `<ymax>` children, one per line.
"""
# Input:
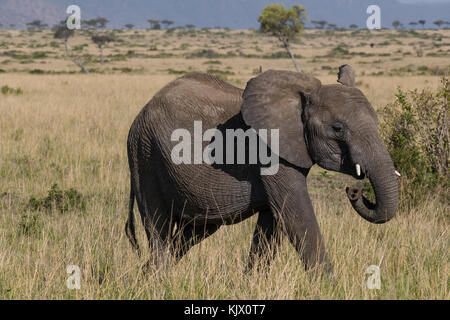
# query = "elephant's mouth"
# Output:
<box><xmin>351</xmin><ymin>163</ymin><xmax>366</xmax><ymax>180</ymax></box>
<box><xmin>339</xmin><ymin>150</ymin><xmax>365</xmax><ymax>180</ymax></box>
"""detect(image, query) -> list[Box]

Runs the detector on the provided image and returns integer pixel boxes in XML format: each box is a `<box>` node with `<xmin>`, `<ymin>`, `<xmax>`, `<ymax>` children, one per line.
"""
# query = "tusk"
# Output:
<box><xmin>395</xmin><ymin>170</ymin><xmax>401</xmax><ymax>177</ymax></box>
<box><xmin>356</xmin><ymin>164</ymin><xmax>361</xmax><ymax>176</ymax></box>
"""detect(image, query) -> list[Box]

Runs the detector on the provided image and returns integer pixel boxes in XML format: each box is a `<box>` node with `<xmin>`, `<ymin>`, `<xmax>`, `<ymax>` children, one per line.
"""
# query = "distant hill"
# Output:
<box><xmin>0</xmin><ymin>0</ymin><xmax>449</xmax><ymax>30</ymax></box>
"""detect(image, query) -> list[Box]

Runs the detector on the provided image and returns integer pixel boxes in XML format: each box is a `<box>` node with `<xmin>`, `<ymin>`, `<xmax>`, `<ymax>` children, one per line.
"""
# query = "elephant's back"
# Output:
<box><xmin>145</xmin><ymin>73</ymin><xmax>243</xmax><ymax>130</ymax></box>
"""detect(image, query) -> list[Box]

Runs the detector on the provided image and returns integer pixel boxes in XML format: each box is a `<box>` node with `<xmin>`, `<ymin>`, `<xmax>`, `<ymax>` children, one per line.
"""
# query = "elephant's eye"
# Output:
<box><xmin>332</xmin><ymin>122</ymin><xmax>344</xmax><ymax>133</ymax></box>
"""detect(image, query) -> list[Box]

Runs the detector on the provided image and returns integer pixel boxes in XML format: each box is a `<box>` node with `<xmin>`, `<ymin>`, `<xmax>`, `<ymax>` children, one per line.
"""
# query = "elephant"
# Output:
<box><xmin>125</xmin><ymin>65</ymin><xmax>399</xmax><ymax>273</ymax></box>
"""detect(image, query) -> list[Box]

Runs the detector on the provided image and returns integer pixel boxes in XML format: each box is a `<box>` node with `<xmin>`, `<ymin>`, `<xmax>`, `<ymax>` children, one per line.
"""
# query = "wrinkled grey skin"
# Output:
<box><xmin>125</xmin><ymin>65</ymin><xmax>398</xmax><ymax>272</ymax></box>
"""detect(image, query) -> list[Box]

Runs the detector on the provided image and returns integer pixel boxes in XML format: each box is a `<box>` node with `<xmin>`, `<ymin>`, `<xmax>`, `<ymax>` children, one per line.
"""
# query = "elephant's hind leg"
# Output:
<box><xmin>245</xmin><ymin>208</ymin><xmax>282</xmax><ymax>273</ymax></box>
<box><xmin>137</xmin><ymin>169</ymin><xmax>175</xmax><ymax>271</ymax></box>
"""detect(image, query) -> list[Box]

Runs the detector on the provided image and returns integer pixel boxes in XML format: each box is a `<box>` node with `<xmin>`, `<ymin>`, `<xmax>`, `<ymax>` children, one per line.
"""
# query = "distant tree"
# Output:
<box><xmin>161</xmin><ymin>20</ymin><xmax>174</xmax><ymax>29</ymax></box>
<box><xmin>148</xmin><ymin>19</ymin><xmax>161</xmax><ymax>30</ymax></box>
<box><xmin>409</xmin><ymin>22</ymin><xmax>418</xmax><ymax>28</ymax></box>
<box><xmin>91</xmin><ymin>34</ymin><xmax>113</xmax><ymax>64</ymax></box>
<box><xmin>433</xmin><ymin>19</ymin><xmax>445</xmax><ymax>29</ymax></box>
<box><xmin>310</xmin><ymin>20</ymin><xmax>319</xmax><ymax>28</ymax></box>
<box><xmin>84</xmin><ymin>19</ymin><xmax>97</xmax><ymax>29</ymax></box>
<box><xmin>53</xmin><ymin>21</ymin><xmax>88</xmax><ymax>73</ymax></box>
<box><xmin>185</xmin><ymin>24</ymin><xmax>196</xmax><ymax>30</ymax></box>
<box><xmin>53</xmin><ymin>23</ymin><xmax>74</xmax><ymax>56</ymax></box>
<box><xmin>258</xmin><ymin>4</ymin><xmax>307</xmax><ymax>72</ymax></box>
<box><xmin>392</xmin><ymin>20</ymin><xmax>401</xmax><ymax>30</ymax></box>
<box><xmin>26</xmin><ymin>20</ymin><xmax>48</xmax><ymax>30</ymax></box>
<box><xmin>311</xmin><ymin>20</ymin><xmax>327</xmax><ymax>29</ymax></box>
<box><xmin>9</xmin><ymin>24</ymin><xmax>16</xmax><ymax>29</ymax></box>
<box><xmin>85</xmin><ymin>17</ymin><xmax>109</xmax><ymax>29</ymax></box>
<box><xmin>95</xmin><ymin>17</ymin><xmax>109</xmax><ymax>29</ymax></box>
<box><xmin>349</xmin><ymin>24</ymin><xmax>358</xmax><ymax>30</ymax></box>
<box><xmin>327</xmin><ymin>23</ymin><xmax>337</xmax><ymax>30</ymax></box>
<box><xmin>124</xmin><ymin>24</ymin><xmax>134</xmax><ymax>30</ymax></box>
<box><xmin>418</xmin><ymin>20</ymin><xmax>426</xmax><ymax>29</ymax></box>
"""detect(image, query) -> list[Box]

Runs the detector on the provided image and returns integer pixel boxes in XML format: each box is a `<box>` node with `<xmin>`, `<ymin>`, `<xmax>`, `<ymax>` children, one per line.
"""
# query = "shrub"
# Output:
<box><xmin>165</xmin><ymin>68</ymin><xmax>188</xmax><ymax>75</ymax></box>
<box><xmin>380</xmin><ymin>77</ymin><xmax>449</xmax><ymax>205</ymax></box>
<box><xmin>203</xmin><ymin>60</ymin><xmax>222</xmax><ymax>65</ymax></box>
<box><xmin>206</xmin><ymin>68</ymin><xmax>235</xmax><ymax>80</ymax></box>
<box><xmin>31</xmin><ymin>51</ymin><xmax>49</xmax><ymax>59</ymax></box>
<box><xmin>1</xmin><ymin>85</ymin><xmax>23</xmax><ymax>95</ymax></box>
<box><xmin>29</xmin><ymin>69</ymin><xmax>45</xmax><ymax>74</ymax></box>
<box><xmin>27</xmin><ymin>184</ymin><xmax>86</xmax><ymax>213</ymax></box>
<box><xmin>187</xmin><ymin>49</ymin><xmax>220</xmax><ymax>58</ymax></box>
<box><xmin>18</xmin><ymin>213</ymin><xmax>42</xmax><ymax>236</ymax></box>
<box><xmin>326</xmin><ymin>44</ymin><xmax>349</xmax><ymax>57</ymax></box>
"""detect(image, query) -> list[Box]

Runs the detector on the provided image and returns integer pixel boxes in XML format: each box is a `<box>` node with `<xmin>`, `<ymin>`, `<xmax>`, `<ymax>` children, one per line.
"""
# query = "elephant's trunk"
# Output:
<box><xmin>346</xmin><ymin>142</ymin><xmax>399</xmax><ymax>224</ymax></box>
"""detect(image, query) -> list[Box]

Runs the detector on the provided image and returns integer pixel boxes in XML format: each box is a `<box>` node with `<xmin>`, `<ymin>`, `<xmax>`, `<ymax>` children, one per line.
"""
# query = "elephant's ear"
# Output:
<box><xmin>337</xmin><ymin>64</ymin><xmax>355</xmax><ymax>87</ymax></box>
<box><xmin>241</xmin><ymin>70</ymin><xmax>321</xmax><ymax>169</ymax></box>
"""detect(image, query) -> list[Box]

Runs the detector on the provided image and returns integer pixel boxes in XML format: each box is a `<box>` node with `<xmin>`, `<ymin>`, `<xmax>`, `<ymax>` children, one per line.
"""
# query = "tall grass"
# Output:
<box><xmin>0</xmin><ymin>74</ymin><xmax>448</xmax><ymax>299</ymax></box>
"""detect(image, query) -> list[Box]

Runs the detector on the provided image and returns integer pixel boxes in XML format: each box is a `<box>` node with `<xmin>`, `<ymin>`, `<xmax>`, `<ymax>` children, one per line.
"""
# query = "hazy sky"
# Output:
<box><xmin>398</xmin><ymin>0</ymin><xmax>450</xmax><ymax>3</ymax></box>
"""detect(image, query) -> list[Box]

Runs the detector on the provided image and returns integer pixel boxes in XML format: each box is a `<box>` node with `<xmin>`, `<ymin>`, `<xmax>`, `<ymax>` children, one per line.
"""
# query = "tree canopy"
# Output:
<box><xmin>26</xmin><ymin>20</ymin><xmax>48</xmax><ymax>30</ymax></box>
<box><xmin>148</xmin><ymin>19</ymin><xmax>161</xmax><ymax>30</ymax></box>
<box><xmin>258</xmin><ymin>4</ymin><xmax>307</xmax><ymax>72</ymax></box>
<box><xmin>392</xmin><ymin>20</ymin><xmax>402</xmax><ymax>29</ymax></box>
<box><xmin>433</xmin><ymin>19</ymin><xmax>445</xmax><ymax>29</ymax></box>
<box><xmin>91</xmin><ymin>35</ymin><xmax>114</xmax><ymax>47</ymax></box>
<box><xmin>84</xmin><ymin>17</ymin><xmax>109</xmax><ymax>29</ymax></box>
<box><xmin>258</xmin><ymin>4</ymin><xmax>307</xmax><ymax>45</ymax></box>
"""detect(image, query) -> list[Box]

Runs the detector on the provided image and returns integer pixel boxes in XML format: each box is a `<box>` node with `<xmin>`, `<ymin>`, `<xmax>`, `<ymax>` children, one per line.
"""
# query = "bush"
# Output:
<box><xmin>326</xmin><ymin>44</ymin><xmax>349</xmax><ymax>57</ymax></box>
<box><xmin>18</xmin><ymin>212</ymin><xmax>42</xmax><ymax>236</ymax></box>
<box><xmin>29</xmin><ymin>69</ymin><xmax>45</xmax><ymax>74</ymax></box>
<box><xmin>1</xmin><ymin>85</ymin><xmax>23</xmax><ymax>95</ymax></box>
<box><xmin>380</xmin><ymin>77</ymin><xmax>449</xmax><ymax>205</ymax></box>
<box><xmin>27</xmin><ymin>184</ymin><xmax>86</xmax><ymax>213</ymax></box>
<box><xmin>187</xmin><ymin>49</ymin><xmax>220</xmax><ymax>58</ymax></box>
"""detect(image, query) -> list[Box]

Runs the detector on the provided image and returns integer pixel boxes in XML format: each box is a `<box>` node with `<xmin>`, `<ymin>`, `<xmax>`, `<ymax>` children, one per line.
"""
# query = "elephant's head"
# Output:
<box><xmin>241</xmin><ymin>66</ymin><xmax>398</xmax><ymax>224</ymax></box>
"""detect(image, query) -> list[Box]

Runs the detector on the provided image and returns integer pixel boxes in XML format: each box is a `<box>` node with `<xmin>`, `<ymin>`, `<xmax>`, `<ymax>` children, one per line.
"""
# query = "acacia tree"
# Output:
<box><xmin>53</xmin><ymin>22</ymin><xmax>88</xmax><ymax>73</ymax></box>
<box><xmin>433</xmin><ymin>19</ymin><xmax>444</xmax><ymax>29</ymax></box>
<box><xmin>91</xmin><ymin>35</ymin><xmax>113</xmax><ymax>64</ymax></box>
<box><xmin>418</xmin><ymin>20</ymin><xmax>426</xmax><ymax>29</ymax></box>
<box><xmin>95</xmin><ymin>17</ymin><xmax>109</xmax><ymax>29</ymax></box>
<box><xmin>327</xmin><ymin>23</ymin><xmax>337</xmax><ymax>30</ymax></box>
<box><xmin>84</xmin><ymin>17</ymin><xmax>109</xmax><ymax>29</ymax></box>
<box><xmin>26</xmin><ymin>20</ymin><xmax>48</xmax><ymax>31</ymax></box>
<box><xmin>125</xmin><ymin>24</ymin><xmax>134</xmax><ymax>30</ymax></box>
<box><xmin>161</xmin><ymin>20</ymin><xmax>174</xmax><ymax>29</ymax></box>
<box><xmin>53</xmin><ymin>23</ymin><xmax>74</xmax><ymax>56</ymax></box>
<box><xmin>258</xmin><ymin>4</ymin><xmax>307</xmax><ymax>72</ymax></box>
<box><xmin>311</xmin><ymin>20</ymin><xmax>327</xmax><ymax>29</ymax></box>
<box><xmin>148</xmin><ymin>19</ymin><xmax>161</xmax><ymax>30</ymax></box>
<box><xmin>392</xmin><ymin>20</ymin><xmax>401</xmax><ymax>30</ymax></box>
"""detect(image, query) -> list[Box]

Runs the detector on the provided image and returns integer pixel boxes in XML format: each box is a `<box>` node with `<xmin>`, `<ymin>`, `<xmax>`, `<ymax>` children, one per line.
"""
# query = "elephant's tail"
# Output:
<box><xmin>125</xmin><ymin>185</ymin><xmax>141</xmax><ymax>257</ymax></box>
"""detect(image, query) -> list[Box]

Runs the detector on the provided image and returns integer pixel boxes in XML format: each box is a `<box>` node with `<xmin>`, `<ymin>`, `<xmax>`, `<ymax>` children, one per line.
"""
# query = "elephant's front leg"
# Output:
<box><xmin>245</xmin><ymin>208</ymin><xmax>281</xmax><ymax>272</ymax></box>
<box><xmin>262</xmin><ymin>163</ymin><xmax>331</xmax><ymax>273</ymax></box>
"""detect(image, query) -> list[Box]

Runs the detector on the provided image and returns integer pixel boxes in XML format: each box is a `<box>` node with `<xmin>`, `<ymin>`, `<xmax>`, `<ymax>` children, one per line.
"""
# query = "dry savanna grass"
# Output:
<box><xmin>0</xmin><ymin>28</ymin><xmax>448</xmax><ymax>299</ymax></box>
